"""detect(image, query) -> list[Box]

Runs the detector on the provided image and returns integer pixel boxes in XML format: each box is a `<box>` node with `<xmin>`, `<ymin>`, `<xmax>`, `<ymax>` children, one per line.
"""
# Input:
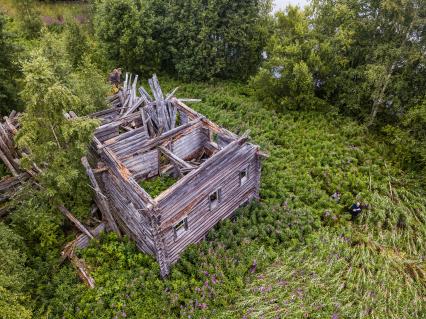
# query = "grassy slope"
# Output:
<box><xmin>40</xmin><ymin>80</ymin><xmax>425</xmax><ymax>319</ymax></box>
<box><xmin>176</xmin><ymin>82</ymin><xmax>426</xmax><ymax>319</ymax></box>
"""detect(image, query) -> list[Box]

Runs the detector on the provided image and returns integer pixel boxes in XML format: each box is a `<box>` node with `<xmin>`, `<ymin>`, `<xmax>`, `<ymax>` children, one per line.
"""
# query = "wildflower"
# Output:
<box><xmin>198</xmin><ymin>303</ymin><xmax>208</xmax><ymax>310</ymax></box>
<box><xmin>277</xmin><ymin>278</ymin><xmax>287</xmax><ymax>285</ymax></box>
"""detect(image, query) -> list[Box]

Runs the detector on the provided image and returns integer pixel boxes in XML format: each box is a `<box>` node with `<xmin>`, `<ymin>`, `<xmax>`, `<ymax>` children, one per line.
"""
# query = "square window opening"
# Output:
<box><xmin>174</xmin><ymin>217</ymin><xmax>188</xmax><ymax>238</ymax></box>
<box><xmin>209</xmin><ymin>189</ymin><xmax>221</xmax><ymax>210</ymax></box>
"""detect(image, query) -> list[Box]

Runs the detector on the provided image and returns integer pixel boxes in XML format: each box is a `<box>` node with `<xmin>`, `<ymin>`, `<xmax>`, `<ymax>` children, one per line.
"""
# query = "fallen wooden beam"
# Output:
<box><xmin>61</xmin><ymin>222</ymin><xmax>106</xmax><ymax>262</ymax></box>
<box><xmin>0</xmin><ymin>148</ymin><xmax>18</xmax><ymax>176</ymax></box>
<box><xmin>81</xmin><ymin>156</ymin><xmax>121</xmax><ymax>236</ymax></box>
<box><xmin>59</xmin><ymin>205</ymin><xmax>94</xmax><ymax>239</ymax></box>
<box><xmin>70</xmin><ymin>255</ymin><xmax>95</xmax><ymax>289</ymax></box>
<box><xmin>158</xmin><ymin>146</ymin><xmax>195</xmax><ymax>171</ymax></box>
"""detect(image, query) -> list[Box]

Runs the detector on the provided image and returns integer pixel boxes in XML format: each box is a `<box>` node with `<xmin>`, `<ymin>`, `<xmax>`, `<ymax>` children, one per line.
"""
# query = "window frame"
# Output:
<box><xmin>209</xmin><ymin>188</ymin><xmax>222</xmax><ymax>211</ymax></box>
<box><xmin>239</xmin><ymin>166</ymin><xmax>249</xmax><ymax>186</ymax></box>
<box><xmin>173</xmin><ymin>217</ymin><xmax>188</xmax><ymax>239</ymax></box>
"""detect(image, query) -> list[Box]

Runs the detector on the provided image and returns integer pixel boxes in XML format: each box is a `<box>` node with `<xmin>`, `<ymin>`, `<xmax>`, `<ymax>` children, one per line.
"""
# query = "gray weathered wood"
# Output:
<box><xmin>83</xmin><ymin>75</ymin><xmax>264</xmax><ymax>278</ymax></box>
<box><xmin>81</xmin><ymin>156</ymin><xmax>121</xmax><ymax>236</ymax></box>
<box><xmin>59</xmin><ymin>205</ymin><xmax>94</xmax><ymax>239</ymax></box>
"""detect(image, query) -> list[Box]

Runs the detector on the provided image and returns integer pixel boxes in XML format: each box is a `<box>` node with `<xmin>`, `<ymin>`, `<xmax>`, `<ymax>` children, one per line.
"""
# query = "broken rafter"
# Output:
<box><xmin>60</xmin><ymin>222</ymin><xmax>105</xmax><ymax>289</ymax></box>
<box><xmin>61</xmin><ymin>222</ymin><xmax>106</xmax><ymax>262</ymax></box>
<box><xmin>59</xmin><ymin>205</ymin><xmax>94</xmax><ymax>239</ymax></box>
<box><xmin>158</xmin><ymin>146</ymin><xmax>195</xmax><ymax>174</ymax></box>
<box><xmin>70</xmin><ymin>255</ymin><xmax>96</xmax><ymax>289</ymax></box>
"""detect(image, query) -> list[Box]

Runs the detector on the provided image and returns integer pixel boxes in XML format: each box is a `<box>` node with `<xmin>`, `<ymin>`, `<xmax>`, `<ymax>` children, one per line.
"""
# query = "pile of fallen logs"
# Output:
<box><xmin>0</xmin><ymin>111</ymin><xmax>21</xmax><ymax>175</ymax></box>
<box><xmin>0</xmin><ymin>111</ymin><xmax>41</xmax><ymax>215</ymax></box>
<box><xmin>0</xmin><ymin>112</ymin><xmax>102</xmax><ymax>288</ymax></box>
<box><xmin>108</xmin><ymin>73</ymin><xmax>200</xmax><ymax>138</ymax></box>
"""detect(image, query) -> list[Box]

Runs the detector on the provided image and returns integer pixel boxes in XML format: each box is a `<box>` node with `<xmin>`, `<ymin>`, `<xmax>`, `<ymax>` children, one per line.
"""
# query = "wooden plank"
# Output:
<box><xmin>0</xmin><ymin>148</ymin><xmax>18</xmax><ymax>176</ymax></box>
<box><xmin>158</xmin><ymin>146</ymin><xmax>195</xmax><ymax>171</ymax></box>
<box><xmin>81</xmin><ymin>156</ymin><xmax>121</xmax><ymax>236</ymax></box>
<box><xmin>59</xmin><ymin>205</ymin><xmax>94</xmax><ymax>239</ymax></box>
<box><xmin>70</xmin><ymin>255</ymin><xmax>96</xmax><ymax>288</ymax></box>
<box><xmin>61</xmin><ymin>222</ymin><xmax>106</xmax><ymax>261</ymax></box>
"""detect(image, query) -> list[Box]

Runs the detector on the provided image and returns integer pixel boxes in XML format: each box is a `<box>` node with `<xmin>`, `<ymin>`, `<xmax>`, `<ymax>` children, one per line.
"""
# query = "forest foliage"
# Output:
<box><xmin>0</xmin><ymin>0</ymin><xmax>425</xmax><ymax>318</ymax></box>
<box><xmin>93</xmin><ymin>0</ymin><xmax>273</xmax><ymax>80</ymax></box>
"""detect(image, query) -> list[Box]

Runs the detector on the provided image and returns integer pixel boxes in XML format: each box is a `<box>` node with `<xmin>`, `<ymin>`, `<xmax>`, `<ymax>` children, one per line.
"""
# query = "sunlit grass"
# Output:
<box><xmin>0</xmin><ymin>0</ymin><xmax>89</xmax><ymax>20</ymax></box>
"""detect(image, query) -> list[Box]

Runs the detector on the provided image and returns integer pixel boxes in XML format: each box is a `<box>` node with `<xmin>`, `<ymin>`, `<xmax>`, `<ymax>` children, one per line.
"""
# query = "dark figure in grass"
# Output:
<box><xmin>109</xmin><ymin>68</ymin><xmax>122</xmax><ymax>86</ymax></box>
<box><xmin>350</xmin><ymin>202</ymin><xmax>362</xmax><ymax>220</ymax></box>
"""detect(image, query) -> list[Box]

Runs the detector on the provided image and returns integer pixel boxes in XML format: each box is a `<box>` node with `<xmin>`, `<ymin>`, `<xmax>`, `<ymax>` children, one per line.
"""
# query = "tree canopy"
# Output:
<box><xmin>93</xmin><ymin>0</ymin><xmax>272</xmax><ymax>80</ymax></box>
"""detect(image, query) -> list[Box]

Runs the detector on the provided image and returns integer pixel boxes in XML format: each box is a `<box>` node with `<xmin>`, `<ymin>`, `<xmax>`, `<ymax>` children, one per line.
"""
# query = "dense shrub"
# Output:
<box><xmin>93</xmin><ymin>0</ymin><xmax>161</xmax><ymax>74</ymax></box>
<box><xmin>166</xmin><ymin>0</ymin><xmax>272</xmax><ymax>80</ymax></box>
<box><xmin>0</xmin><ymin>223</ymin><xmax>32</xmax><ymax>319</ymax></box>
<box><xmin>92</xmin><ymin>0</ymin><xmax>272</xmax><ymax>80</ymax></box>
<box><xmin>0</xmin><ymin>11</ymin><xmax>21</xmax><ymax>114</ymax></box>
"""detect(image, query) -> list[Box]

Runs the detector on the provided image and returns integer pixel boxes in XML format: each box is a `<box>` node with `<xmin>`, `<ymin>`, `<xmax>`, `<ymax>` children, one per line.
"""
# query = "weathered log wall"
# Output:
<box><xmin>102</xmin><ymin>172</ymin><xmax>156</xmax><ymax>255</ymax></box>
<box><xmin>156</xmin><ymin>143</ymin><xmax>259</xmax><ymax>264</ymax></box>
<box><xmin>170</xmin><ymin>126</ymin><xmax>209</xmax><ymax>160</ymax></box>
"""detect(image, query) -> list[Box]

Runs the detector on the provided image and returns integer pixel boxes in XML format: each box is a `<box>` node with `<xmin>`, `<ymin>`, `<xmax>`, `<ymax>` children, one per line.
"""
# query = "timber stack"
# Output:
<box><xmin>0</xmin><ymin>111</ymin><xmax>39</xmax><ymax>215</ymax></box>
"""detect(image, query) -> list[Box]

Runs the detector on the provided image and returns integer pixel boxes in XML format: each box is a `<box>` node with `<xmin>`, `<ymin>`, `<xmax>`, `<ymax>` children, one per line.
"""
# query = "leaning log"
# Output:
<box><xmin>61</xmin><ymin>222</ymin><xmax>106</xmax><ymax>262</ymax></box>
<box><xmin>59</xmin><ymin>205</ymin><xmax>94</xmax><ymax>239</ymax></box>
<box><xmin>81</xmin><ymin>156</ymin><xmax>121</xmax><ymax>236</ymax></box>
<box><xmin>70</xmin><ymin>255</ymin><xmax>96</xmax><ymax>289</ymax></box>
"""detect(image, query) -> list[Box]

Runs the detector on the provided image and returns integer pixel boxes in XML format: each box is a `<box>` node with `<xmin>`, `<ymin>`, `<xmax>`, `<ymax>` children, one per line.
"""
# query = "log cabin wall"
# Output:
<box><xmin>169</xmin><ymin>126</ymin><xmax>209</xmax><ymax>160</ymax></box>
<box><xmin>102</xmin><ymin>171</ymin><xmax>156</xmax><ymax>255</ymax></box>
<box><xmin>94</xmin><ymin>147</ymin><xmax>159</xmax><ymax>255</ymax></box>
<box><xmin>156</xmin><ymin>142</ymin><xmax>260</xmax><ymax>265</ymax></box>
<box><xmin>80</xmin><ymin>75</ymin><xmax>265</xmax><ymax>277</ymax></box>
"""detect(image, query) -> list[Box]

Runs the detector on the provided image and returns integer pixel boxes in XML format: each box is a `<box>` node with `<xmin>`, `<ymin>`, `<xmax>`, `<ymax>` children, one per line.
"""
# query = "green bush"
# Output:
<box><xmin>0</xmin><ymin>11</ymin><xmax>21</xmax><ymax>113</ymax></box>
<box><xmin>0</xmin><ymin>223</ymin><xmax>32</xmax><ymax>319</ymax></box>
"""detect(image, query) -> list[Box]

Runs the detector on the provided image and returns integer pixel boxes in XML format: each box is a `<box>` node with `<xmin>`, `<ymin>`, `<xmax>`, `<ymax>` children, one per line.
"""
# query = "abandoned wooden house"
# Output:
<box><xmin>0</xmin><ymin>74</ymin><xmax>265</xmax><ymax>279</ymax></box>
<box><xmin>83</xmin><ymin>74</ymin><xmax>266</xmax><ymax>276</ymax></box>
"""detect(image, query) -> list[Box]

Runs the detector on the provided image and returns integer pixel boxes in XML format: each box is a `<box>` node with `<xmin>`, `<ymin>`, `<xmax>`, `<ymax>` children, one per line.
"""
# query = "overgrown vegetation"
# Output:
<box><xmin>252</xmin><ymin>0</ymin><xmax>426</xmax><ymax>172</ymax></box>
<box><xmin>222</xmin><ymin>229</ymin><xmax>426</xmax><ymax>318</ymax></box>
<box><xmin>93</xmin><ymin>0</ymin><xmax>272</xmax><ymax>80</ymax></box>
<box><xmin>0</xmin><ymin>11</ymin><xmax>20</xmax><ymax>113</ymax></box>
<box><xmin>140</xmin><ymin>175</ymin><xmax>178</xmax><ymax>198</ymax></box>
<box><xmin>0</xmin><ymin>0</ymin><xmax>424</xmax><ymax>318</ymax></box>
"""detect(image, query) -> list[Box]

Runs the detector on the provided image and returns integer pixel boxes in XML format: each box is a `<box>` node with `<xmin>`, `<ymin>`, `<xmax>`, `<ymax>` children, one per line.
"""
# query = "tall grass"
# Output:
<box><xmin>221</xmin><ymin>229</ymin><xmax>426</xmax><ymax>319</ymax></box>
<box><xmin>0</xmin><ymin>0</ymin><xmax>90</xmax><ymax>20</ymax></box>
<box><xmin>30</xmin><ymin>81</ymin><xmax>426</xmax><ymax>318</ymax></box>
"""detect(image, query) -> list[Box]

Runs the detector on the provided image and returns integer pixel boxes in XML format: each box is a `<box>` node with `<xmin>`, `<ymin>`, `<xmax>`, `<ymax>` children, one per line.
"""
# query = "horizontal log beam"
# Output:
<box><xmin>158</xmin><ymin>146</ymin><xmax>195</xmax><ymax>171</ymax></box>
